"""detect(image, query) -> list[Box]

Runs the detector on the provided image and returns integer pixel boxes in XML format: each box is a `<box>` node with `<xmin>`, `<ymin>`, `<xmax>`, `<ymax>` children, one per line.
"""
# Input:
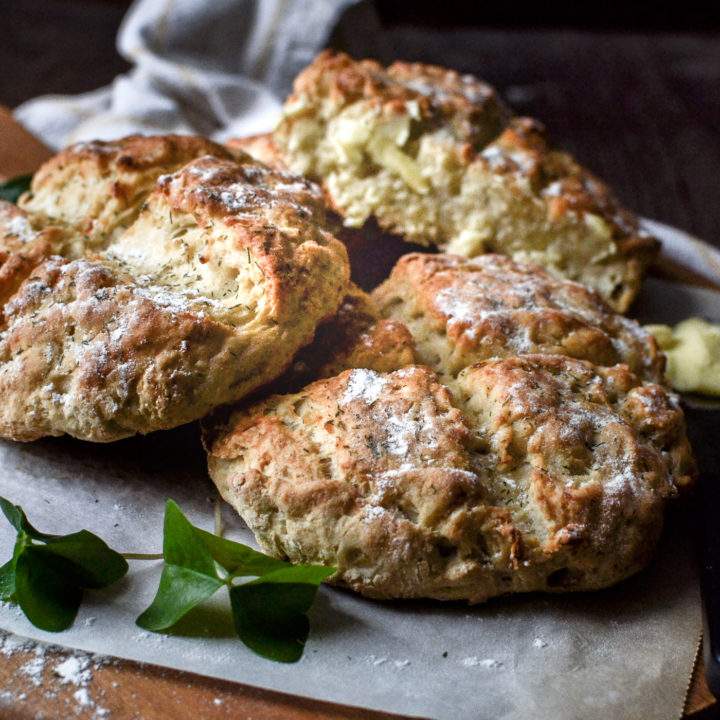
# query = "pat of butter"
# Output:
<box><xmin>646</xmin><ymin>317</ymin><xmax>720</xmax><ymax>396</ymax></box>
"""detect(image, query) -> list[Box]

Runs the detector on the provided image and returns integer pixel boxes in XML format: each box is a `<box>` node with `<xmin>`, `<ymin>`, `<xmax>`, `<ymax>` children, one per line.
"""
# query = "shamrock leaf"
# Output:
<box><xmin>30</xmin><ymin>531</ymin><xmax>129</xmax><ymax>588</ymax></box>
<box><xmin>230</xmin><ymin>565</ymin><xmax>335</xmax><ymax>663</ymax></box>
<box><xmin>0</xmin><ymin>559</ymin><xmax>16</xmax><ymax>601</ymax></box>
<box><xmin>0</xmin><ymin>497</ymin><xmax>55</xmax><ymax>540</ymax></box>
<box><xmin>195</xmin><ymin>527</ymin><xmax>286</xmax><ymax>577</ymax></box>
<box><xmin>138</xmin><ymin>499</ymin><xmax>335</xmax><ymax>662</ymax></box>
<box><xmin>0</xmin><ymin>496</ymin><xmax>128</xmax><ymax>632</ymax></box>
<box><xmin>136</xmin><ymin>501</ymin><xmax>223</xmax><ymax>630</ymax></box>
<box><xmin>14</xmin><ymin>550</ymin><xmax>83</xmax><ymax>632</ymax></box>
<box><xmin>135</xmin><ymin>564</ymin><xmax>223</xmax><ymax>631</ymax></box>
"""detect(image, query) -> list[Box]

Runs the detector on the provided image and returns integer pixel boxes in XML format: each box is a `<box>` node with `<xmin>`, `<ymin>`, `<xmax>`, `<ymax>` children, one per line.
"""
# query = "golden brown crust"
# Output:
<box><xmin>204</xmin><ymin>250</ymin><xmax>694</xmax><ymax>602</ymax></box>
<box><xmin>0</xmin><ymin>202</ymin><xmax>71</xmax><ymax>304</ymax></box>
<box><xmin>0</xmin><ymin>139</ymin><xmax>350</xmax><ymax>441</ymax></box>
<box><xmin>372</xmin><ymin>252</ymin><xmax>664</xmax><ymax>384</ymax></box>
<box><xmin>477</xmin><ymin>117</ymin><xmax>659</xmax><ymax>310</ymax></box>
<box><xmin>20</xmin><ymin>134</ymin><xmax>239</xmax><ymax>249</ymax></box>
<box><xmin>284</xmin><ymin>50</ymin><xmax>511</xmax><ymax>149</ymax></box>
<box><xmin>205</xmin><ymin>358</ymin><xmax>694</xmax><ymax>602</ymax></box>
<box><xmin>481</xmin><ymin>117</ymin><xmax>645</xmax><ymax>240</ymax></box>
<box><xmin>273</xmin><ymin>50</ymin><xmax>658</xmax><ymax>312</ymax></box>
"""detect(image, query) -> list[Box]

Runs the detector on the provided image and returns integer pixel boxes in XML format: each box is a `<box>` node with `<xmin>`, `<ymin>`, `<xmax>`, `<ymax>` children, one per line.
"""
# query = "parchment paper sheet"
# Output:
<box><xmin>0</xmin><ymin>227</ymin><xmax>714</xmax><ymax>720</ymax></box>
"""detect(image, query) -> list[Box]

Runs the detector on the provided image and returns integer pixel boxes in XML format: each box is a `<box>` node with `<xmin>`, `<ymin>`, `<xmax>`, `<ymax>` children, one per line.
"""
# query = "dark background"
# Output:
<box><xmin>376</xmin><ymin>0</ymin><xmax>720</xmax><ymax>31</ymax></box>
<box><xmin>4</xmin><ymin>1</ymin><xmax>720</xmax><ymax>107</ymax></box>
<box><xmin>2</xmin><ymin>0</ymin><xmax>719</xmax><ymax>246</ymax></box>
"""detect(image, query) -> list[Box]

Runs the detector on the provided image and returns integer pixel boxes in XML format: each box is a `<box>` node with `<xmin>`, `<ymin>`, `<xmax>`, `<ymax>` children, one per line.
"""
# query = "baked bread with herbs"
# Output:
<box><xmin>0</xmin><ymin>135</ymin><xmax>350</xmax><ymax>441</ymax></box>
<box><xmin>271</xmin><ymin>50</ymin><xmax>658</xmax><ymax>312</ymax></box>
<box><xmin>204</xmin><ymin>252</ymin><xmax>694</xmax><ymax>603</ymax></box>
<box><xmin>372</xmin><ymin>252</ymin><xmax>665</xmax><ymax>385</ymax></box>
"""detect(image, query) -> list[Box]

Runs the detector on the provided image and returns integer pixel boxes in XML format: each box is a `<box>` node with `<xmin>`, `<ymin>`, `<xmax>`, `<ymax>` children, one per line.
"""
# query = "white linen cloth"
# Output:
<box><xmin>13</xmin><ymin>0</ymin><xmax>371</xmax><ymax>150</ymax></box>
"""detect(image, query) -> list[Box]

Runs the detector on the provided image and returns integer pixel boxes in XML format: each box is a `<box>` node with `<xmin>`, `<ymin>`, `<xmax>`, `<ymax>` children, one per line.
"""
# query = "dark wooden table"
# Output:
<box><xmin>1</xmin><ymin>3</ymin><xmax>720</xmax><ymax>718</ymax></box>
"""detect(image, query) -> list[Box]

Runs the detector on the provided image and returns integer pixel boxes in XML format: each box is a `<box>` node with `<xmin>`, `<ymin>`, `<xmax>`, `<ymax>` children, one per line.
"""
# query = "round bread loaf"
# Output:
<box><xmin>205</xmin><ymin>358</ymin><xmax>693</xmax><ymax>602</ymax></box>
<box><xmin>0</xmin><ymin>136</ymin><xmax>350</xmax><ymax>441</ymax></box>
<box><xmin>272</xmin><ymin>50</ymin><xmax>659</xmax><ymax>312</ymax></box>
<box><xmin>372</xmin><ymin>253</ymin><xmax>664</xmax><ymax>384</ymax></box>
<box><xmin>204</xmin><ymin>252</ymin><xmax>694</xmax><ymax>603</ymax></box>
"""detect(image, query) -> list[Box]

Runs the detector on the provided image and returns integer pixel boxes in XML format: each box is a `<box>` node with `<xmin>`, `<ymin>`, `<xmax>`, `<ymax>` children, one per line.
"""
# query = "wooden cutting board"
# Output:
<box><xmin>0</xmin><ymin>106</ymin><xmax>53</xmax><ymax>180</ymax></box>
<box><xmin>0</xmin><ymin>106</ymin><xmax>715</xmax><ymax>720</ymax></box>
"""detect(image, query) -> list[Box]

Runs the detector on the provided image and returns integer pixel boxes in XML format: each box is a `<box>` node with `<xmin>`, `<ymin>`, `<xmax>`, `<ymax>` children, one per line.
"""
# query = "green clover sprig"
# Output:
<box><xmin>0</xmin><ymin>497</ymin><xmax>128</xmax><ymax>631</ymax></box>
<box><xmin>0</xmin><ymin>496</ymin><xmax>334</xmax><ymax>663</ymax></box>
<box><xmin>137</xmin><ymin>500</ymin><xmax>334</xmax><ymax>662</ymax></box>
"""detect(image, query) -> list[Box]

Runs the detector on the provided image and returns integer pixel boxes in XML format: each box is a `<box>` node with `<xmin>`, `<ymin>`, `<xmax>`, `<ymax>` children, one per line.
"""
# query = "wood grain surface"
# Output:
<box><xmin>0</xmin><ymin>633</ymin><xmax>417</xmax><ymax>720</ymax></box>
<box><xmin>0</xmin><ymin>106</ymin><xmax>51</xmax><ymax>180</ymax></box>
<box><xmin>1</xmin><ymin>4</ymin><xmax>719</xmax><ymax>718</ymax></box>
<box><xmin>0</xmin><ymin>636</ymin><xmax>712</xmax><ymax>720</ymax></box>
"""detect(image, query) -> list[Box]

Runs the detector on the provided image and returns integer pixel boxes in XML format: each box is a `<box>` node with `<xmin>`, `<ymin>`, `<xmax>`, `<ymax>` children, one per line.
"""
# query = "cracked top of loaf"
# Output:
<box><xmin>272</xmin><ymin>50</ymin><xmax>659</xmax><ymax>312</ymax></box>
<box><xmin>0</xmin><ymin>135</ymin><xmax>350</xmax><ymax>441</ymax></box>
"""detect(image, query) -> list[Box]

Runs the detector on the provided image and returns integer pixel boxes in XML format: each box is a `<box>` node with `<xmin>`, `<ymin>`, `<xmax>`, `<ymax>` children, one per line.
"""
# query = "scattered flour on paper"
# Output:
<box><xmin>133</xmin><ymin>629</ymin><xmax>168</xmax><ymax>650</ymax></box>
<box><xmin>366</xmin><ymin>654</ymin><xmax>412</xmax><ymax>669</ymax></box>
<box><xmin>462</xmin><ymin>656</ymin><xmax>504</xmax><ymax>669</ymax></box>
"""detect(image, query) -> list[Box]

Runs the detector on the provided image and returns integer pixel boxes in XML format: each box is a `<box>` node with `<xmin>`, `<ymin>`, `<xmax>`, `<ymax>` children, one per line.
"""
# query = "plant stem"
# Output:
<box><xmin>122</xmin><ymin>552</ymin><xmax>164</xmax><ymax>561</ymax></box>
<box><xmin>214</xmin><ymin>493</ymin><xmax>223</xmax><ymax>537</ymax></box>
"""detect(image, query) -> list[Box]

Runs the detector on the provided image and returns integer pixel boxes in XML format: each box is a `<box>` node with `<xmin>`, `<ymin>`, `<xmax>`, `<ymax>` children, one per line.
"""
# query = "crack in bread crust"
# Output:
<box><xmin>272</xmin><ymin>50</ymin><xmax>658</xmax><ymax>312</ymax></box>
<box><xmin>0</xmin><ymin>136</ymin><xmax>350</xmax><ymax>441</ymax></box>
